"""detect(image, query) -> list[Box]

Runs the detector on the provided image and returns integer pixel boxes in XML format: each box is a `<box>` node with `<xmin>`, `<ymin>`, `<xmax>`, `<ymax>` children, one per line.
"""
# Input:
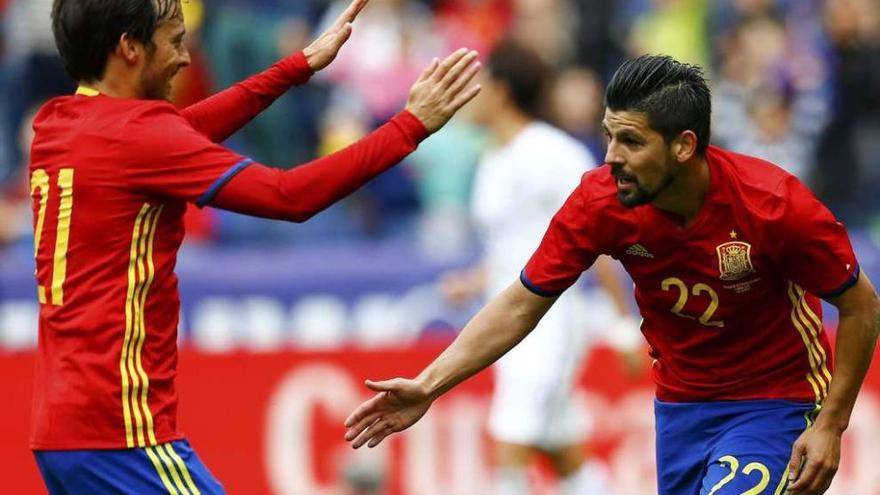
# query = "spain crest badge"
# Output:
<box><xmin>716</xmin><ymin>241</ymin><xmax>755</xmax><ymax>281</ymax></box>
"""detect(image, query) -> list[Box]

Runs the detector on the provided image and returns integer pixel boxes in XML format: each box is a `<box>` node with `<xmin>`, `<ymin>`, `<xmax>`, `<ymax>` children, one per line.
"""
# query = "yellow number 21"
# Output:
<box><xmin>661</xmin><ymin>277</ymin><xmax>724</xmax><ymax>327</ymax></box>
<box><xmin>30</xmin><ymin>168</ymin><xmax>74</xmax><ymax>306</ymax></box>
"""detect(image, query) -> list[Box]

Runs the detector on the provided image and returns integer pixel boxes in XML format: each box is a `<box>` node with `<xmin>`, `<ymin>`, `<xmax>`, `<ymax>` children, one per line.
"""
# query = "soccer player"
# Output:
<box><xmin>29</xmin><ymin>0</ymin><xmax>481</xmax><ymax>493</ymax></box>
<box><xmin>438</xmin><ymin>41</ymin><xmax>639</xmax><ymax>494</ymax></box>
<box><xmin>344</xmin><ymin>55</ymin><xmax>880</xmax><ymax>495</ymax></box>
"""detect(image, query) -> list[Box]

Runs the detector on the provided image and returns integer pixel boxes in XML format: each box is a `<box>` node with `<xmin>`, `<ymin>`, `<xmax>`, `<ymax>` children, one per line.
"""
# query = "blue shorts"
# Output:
<box><xmin>34</xmin><ymin>439</ymin><xmax>225</xmax><ymax>495</ymax></box>
<box><xmin>655</xmin><ymin>399</ymin><xmax>818</xmax><ymax>495</ymax></box>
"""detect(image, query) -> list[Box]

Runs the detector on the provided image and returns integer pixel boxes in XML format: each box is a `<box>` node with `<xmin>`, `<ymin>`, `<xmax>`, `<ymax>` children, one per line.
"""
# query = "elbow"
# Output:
<box><xmin>283</xmin><ymin>208</ymin><xmax>316</xmax><ymax>223</ymax></box>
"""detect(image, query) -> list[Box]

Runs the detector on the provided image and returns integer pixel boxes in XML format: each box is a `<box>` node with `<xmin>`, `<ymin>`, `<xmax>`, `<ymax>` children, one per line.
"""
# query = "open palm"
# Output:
<box><xmin>344</xmin><ymin>378</ymin><xmax>433</xmax><ymax>449</ymax></box>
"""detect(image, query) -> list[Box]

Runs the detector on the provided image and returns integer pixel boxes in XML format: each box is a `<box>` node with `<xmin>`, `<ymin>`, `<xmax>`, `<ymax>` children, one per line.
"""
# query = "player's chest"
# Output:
<box><xmin>616</xmin><ymin>219</ymin><xmax>782</xmax><ymax>324</ymax></box>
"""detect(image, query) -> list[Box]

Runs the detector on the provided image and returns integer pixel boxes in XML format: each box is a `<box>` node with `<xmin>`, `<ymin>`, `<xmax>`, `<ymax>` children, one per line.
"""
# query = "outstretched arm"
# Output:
<box><xmin>788</xmin><ymin>272</ymin><xmax>880</xmax><ymax>494</ymax></box>
<box><xmin>206</xmin><ymin>49</ymin><xmax>481</xmax><ymax>221</ymax></box>
<box><xmin>344</xmin><ymin>281</ymin><xmax>556</xmax><ymax>449</ymax></box>
<box><xmin>181</xmin><ymin>0</ymin><xmax>369</xmax><ymax>142</ymax></box>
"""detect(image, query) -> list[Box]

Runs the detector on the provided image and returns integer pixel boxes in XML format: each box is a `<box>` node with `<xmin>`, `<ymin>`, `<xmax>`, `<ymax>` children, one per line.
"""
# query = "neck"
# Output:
<box><xmin>651</xmin><ymin>154</ymin><xmax>710</xmax><ymax>227</ymax></box>
<box><xmin>489</xmin><ymin>107</ymin><xmax>533</xmax><ymax>144</ymax></box>
<box><xmin>80</xmin><ymin>59</ymin><xmax>144</xmax><ymax>99</ymax></box>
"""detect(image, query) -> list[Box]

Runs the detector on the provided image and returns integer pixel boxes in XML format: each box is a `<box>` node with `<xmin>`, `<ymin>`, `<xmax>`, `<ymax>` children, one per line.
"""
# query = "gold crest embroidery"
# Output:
<box><xmin>716</xmin><ymin>241</ymin><xmax>755</xmax><ymax>281</ymax></box>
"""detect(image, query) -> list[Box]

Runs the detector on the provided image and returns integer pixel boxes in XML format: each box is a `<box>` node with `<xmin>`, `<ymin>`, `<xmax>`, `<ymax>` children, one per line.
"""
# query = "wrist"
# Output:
<box><xmin>391</xmin><ymin>110</ymin><xmax>430</xmax><ymax>145</ymax></box>
<box><xmin>278</xmin><ymin>51</ymin><xmax>314</xmax><ymax>84</ymax></box>
<box><xmin>813</xmin><ymin>410</ymin><xmax>849</xmax><ymax>434</ymax></box>
<box><xmin>415</xmin><ymin>372</ymin><xmax>443</xmax><ymax>402</ymax></box>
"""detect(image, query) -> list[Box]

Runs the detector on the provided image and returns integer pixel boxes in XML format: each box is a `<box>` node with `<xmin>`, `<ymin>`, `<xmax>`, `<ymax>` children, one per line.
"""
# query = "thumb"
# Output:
<box><xmin>335</xmin><ymin>22</ymin><xmax>353</xmax><ymax>45</ymax></box>
<box><xmin>788</xmin><ymin>441</ymin><xmax>805</xmax><ymax>483</ymax></box>
<box><xmin>365</xmin><ymin>378</ymin><xmax>404</xmax><ymax>392</ymax></box>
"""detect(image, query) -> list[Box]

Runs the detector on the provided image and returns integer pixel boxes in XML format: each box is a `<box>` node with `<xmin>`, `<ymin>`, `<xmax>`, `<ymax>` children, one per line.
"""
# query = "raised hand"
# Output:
<box><xmin>303</xmin><ymin>0</ymin><xmax>369</xmax><ymax>72</ymax></box>
<box><xmin>405</xmin><ymin>48</ymin><xmax>482</xmax><ymax>133</ymax></box>
<box><xmin>344</xmin><ymin>378</ymin><xmax>433</xmax><ymax>449</ymax></box>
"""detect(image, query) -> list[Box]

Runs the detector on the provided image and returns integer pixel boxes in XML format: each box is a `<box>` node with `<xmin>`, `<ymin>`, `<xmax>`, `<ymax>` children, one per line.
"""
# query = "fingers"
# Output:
<box><xmin>344</xmin><ymin>410</ymin><xmax>383</xmax><ymax>441</ymax></box>
<box><xmin>350</xmin><ymin>417</ymin><xmax>398</xmax><ymax>449</ymax></box>
<box><xmin>448</xmin><ymin>83</ymin><xmax>482</xmax><ymax>113</ymax></box>
<box><xmin>417</xmin><ymin>58</ymin><xmax>440</xmax><ymax>83</ymax></box>
<box><xmin>440</xmin><ymin>50</ymin><xmax>479</xmax><ymax>90</ymax></box>
<box><xmin>789</xmin><ymin>460</ymin><xmax>837</xmax><ymax>494</ymax></box>
<box><xmin>788</xmin><ymin>458</ymin><xmax>819</xmax><ymax>493</ymax></box>
<box><xmin>344</xmin><ymin>392</ymin><xmax>385</xmax><ymax>427</ymax></box>
<box><xmin>444</xmin><ymin>57</ymin><xmax>481</xmax><ymax>99</ymax></box>
<box><xmin>365</xmin><ymin>378</ymin><xmax>404</xmax><ymax>393</ymax></box>
<box><xmin>333</xmin><ymin>0</ymin><xmax>369</xmax><ymax>30</ymax></box>
<box><xmin>430</xmin><ymin>48</ymin><xmax>470</xmax><ymax>83</ymax></box>
<box><xmin>788</xmin><ymin>442</ymin><xmax>805</xmax><ymax>487</ymax></box>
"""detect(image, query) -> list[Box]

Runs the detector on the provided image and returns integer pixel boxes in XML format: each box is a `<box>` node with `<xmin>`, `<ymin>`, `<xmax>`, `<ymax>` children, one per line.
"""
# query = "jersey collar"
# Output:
<box><xmin>75</xmin><ymin>86</ymin><xmax>100</xmax><ymax>97</ymax></box>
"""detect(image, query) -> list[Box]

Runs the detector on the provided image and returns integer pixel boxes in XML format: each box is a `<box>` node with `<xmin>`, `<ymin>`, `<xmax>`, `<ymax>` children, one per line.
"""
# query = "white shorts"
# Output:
<box><xmin>487</xmin><ymin>293</ymin><xmax>590</xmax><ymax>449</ymax></box>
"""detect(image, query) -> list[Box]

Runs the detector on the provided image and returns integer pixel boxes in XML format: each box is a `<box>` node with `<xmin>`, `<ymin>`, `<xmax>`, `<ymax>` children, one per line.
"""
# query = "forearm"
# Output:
<box><xmin>181</xmin><ymin>51</ymin><xmax>313</xmax><ymax>142</ymax></box>
<box><xmin>209</xmin><ymin>110</ymin><xmax>428</xmax><ymax>220</ymax></box>
<box><xmin>815</xmin><ymin>308</ymin><xmax>880</xmax><ymax>432</ymax></box>
<box><xmin>417</xmin><ymin>282</ymin><xmax>555</xmax><ymax>400</ymax></box>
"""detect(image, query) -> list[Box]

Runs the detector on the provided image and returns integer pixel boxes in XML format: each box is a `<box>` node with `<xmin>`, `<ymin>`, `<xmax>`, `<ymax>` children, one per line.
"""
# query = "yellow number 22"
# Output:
<box><xmin>30</xmin><ymin>168</ymin><xmax>74</xmax><ymax>306</ymax></box>
<box><xmin>661</xmin><ymin>277</ymin><xmax>724</xmax><ymax>327</ymax></box>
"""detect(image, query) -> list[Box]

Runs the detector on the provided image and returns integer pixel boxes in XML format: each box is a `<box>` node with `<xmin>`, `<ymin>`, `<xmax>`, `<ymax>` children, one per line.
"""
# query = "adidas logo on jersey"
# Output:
<box><xmin>625</xmin><ymin>244</ymin><xmax>654</xmax><ymax>258</ymax></box>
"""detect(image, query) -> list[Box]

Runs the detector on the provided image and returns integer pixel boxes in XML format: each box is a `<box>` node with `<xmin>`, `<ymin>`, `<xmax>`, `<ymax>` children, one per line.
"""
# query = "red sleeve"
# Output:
<box><xmin>123</xmin><ymin>103</ymin><xmax>253</xmax><ymax>202</ymax></box>
<box><xmin>208</xmin><ymin>110</ymin><xmax>429</xmax><ymax>221</ymax></box>
<box><xmin>777</xmin><ymin>176</ymin><xmax>860</xmax><ymax>298</ymax></box>
<box><xmin>180</xmin><ymin>51</ymin><xmax>313</xmax><ymax>143</ymax></box>
<box><xmin>521</xmin><ymin>176</ymin><xmax>607</xmax><ymax>296</ymax></box>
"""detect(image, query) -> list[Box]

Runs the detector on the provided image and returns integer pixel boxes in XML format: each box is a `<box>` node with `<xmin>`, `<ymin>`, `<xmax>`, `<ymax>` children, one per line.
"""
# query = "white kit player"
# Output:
<box><xmin>440</xmin><ymin>41</ymin><xmax>641</xmax><ymax>495</ymax></box>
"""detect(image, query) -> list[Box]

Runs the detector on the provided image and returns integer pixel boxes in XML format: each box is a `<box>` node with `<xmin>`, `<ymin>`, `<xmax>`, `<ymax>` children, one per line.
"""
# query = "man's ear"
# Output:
<box><xmin>117</xmin><ymin>33</ymin><xmax>141</xmax><ymax>64</ymax></box>
<box><xmin>672</xmin><ymin>130</ymin><xmax>698</xmax><ymax>163</ymax></box>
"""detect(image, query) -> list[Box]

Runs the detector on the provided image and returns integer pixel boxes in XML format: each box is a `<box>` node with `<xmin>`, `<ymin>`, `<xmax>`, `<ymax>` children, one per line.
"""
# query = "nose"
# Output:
<box><xmin>604</xmin><ymin>140</ymin><xmax>622</xmax><ymax>165</ymax></box>
<box><xmin>179</xmin><ymin>45</ymin><xmax>192</xmax><ymax>68</ymax></box>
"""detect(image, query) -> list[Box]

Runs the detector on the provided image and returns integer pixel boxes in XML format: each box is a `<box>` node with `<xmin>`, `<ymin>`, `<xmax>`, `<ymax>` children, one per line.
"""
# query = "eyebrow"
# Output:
<box><xmin>602</xmin><ymin>123</ymin><xmax>645</xmax><ymax>142</ymax></box>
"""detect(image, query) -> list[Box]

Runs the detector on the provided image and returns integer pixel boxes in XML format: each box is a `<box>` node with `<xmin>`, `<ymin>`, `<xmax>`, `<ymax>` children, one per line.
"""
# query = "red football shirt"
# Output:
<box><xmin>523</xmin><ymin>146</ymin><xmax>859</xmax><ymax>403</ymax></box>
<box><xmin>28</xmin><ymin>53</ymin><xmax>428</xmax><ymax>449</ymax></box>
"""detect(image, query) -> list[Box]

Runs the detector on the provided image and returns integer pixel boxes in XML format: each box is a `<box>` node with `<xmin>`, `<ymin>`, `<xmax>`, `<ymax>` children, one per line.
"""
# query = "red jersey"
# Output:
<box><xmin>523</xmin><ymin>146</ymin><xmax>859</xmax><ymax>403</ymax></box>
<box><xmin>28</xmin><ymin>53</ymin><xmax>428</xmax><ymax>449</ymax></box>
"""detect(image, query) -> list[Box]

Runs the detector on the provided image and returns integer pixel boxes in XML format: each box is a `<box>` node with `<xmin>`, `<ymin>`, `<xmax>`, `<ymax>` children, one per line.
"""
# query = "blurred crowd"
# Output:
<box><xmin>1</xmin><ymin>0</ymin><xmax>880</xmax><ymax>254</ymax></box>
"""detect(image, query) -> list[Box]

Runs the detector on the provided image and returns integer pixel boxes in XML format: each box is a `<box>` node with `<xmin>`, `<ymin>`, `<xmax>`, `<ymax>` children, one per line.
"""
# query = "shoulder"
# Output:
<box><xmin>574</xmin><ymin>165</ymin><xmax>621</xmax><ymax>208</ymax></box>
<box><xmin>122</xmin><ymin>99</ymin><xmax>186</xmax><ymax>127</ymax></box>
<box><xmin>709</xmin><ymin>145</ymin><xmax>795</xmax><ymax>219</ymax></box>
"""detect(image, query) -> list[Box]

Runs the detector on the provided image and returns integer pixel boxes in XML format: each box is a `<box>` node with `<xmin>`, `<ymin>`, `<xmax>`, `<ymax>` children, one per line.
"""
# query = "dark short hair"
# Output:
<box><xmin>605</xmin><ymin>55</ymin><xmax>711</xmax><ymax>154</ymax></box>
<box><xmin>52</xmin><ymin>0</ymin><xmax>182</xmax><ymax>82</ymax></box>
<box><xmin>487</xmin><ymin>40</ymin><xmax>549</xmax><ymax>117</ymax></box>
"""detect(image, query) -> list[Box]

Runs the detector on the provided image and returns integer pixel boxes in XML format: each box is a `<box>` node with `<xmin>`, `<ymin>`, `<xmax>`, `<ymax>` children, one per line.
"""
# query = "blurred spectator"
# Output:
<box><xmin>510</xmin><ymin>0</ymin><xmax>578</xmax><ymax>66</ymax></box>
<box><xmin>549</xmin><ymin>65</ymin><xmax>606</xmax><ymax>160</ymax></box>
<box><xmin>711</xmin><ymin>14</ymin><xmax>829</xmax><ymax>181</ymax></box>
<box><xmin>625</xmin><ymin>0</ymin><xmax>710</xmax><ymax>68</ymax></box>
<box><xmin>204</xmin><ymin>0</ymin><xmax>325</xmax><ymax>165</ymax></box>
<box><xmin>815</xmin><ymin>0</ymin><xmax>880</xmax><ymax>226</ymax></box>
<box><xmin>2</xmin><ymin>0</ymin><xmax>73</xmax><ymax>183</ymax></box>
<box><xmin>568</xmin><ymin>0</ymin><xmax>628</xmax><ymax>80</ymax></box>
<box><xmin>0</xmin><ymin>104</ymin><xmax>38</xmax><ymax>249</ymax></box>
<box><xmin>433</xmin><ymin>0</ymin><xmax>512</xmax><ymax>58</ymax></box>
<box><xmin>318</xmin><ymin>0</ymin><xmax>441</xmax><ymax>122</ymax></box>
